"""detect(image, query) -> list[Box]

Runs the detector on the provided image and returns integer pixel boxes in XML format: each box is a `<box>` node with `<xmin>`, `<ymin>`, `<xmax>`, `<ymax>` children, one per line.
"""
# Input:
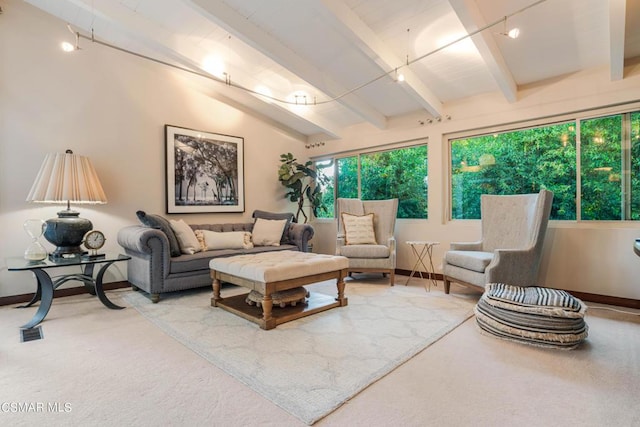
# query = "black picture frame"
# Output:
<box><xmin>165</xmin><ymin>125</ymin><xmax>245</xmax><ymax>213</ymax></box>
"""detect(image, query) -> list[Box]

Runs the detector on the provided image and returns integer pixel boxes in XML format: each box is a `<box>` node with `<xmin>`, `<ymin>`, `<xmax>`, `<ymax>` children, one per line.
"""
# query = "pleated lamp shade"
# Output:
<box><xmin>26</xmin><ymin>150</ymin><xmax>107</xmax><ymax>205</ymax></box>
<box><xmin>26</xmin><ymin>150</ymin><xmax>107</xmax><ymax>258</ymax></box>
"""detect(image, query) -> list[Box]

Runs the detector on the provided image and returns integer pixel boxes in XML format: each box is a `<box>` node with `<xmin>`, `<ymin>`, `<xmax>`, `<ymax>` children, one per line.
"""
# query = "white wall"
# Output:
<box><xmin>0</xmin><ymin>1</ymin><xmax>305</xmax><ymax>297</ymax></box>
<box><xmin>311</xmin><ymin>64</ymin><xmax>640</xmax><ymax>301</ymax></box>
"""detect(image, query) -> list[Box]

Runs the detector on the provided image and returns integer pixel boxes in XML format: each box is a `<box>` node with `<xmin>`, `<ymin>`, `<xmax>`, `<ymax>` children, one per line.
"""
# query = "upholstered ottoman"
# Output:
<box><xmin>474</xmin><ymin>283</ymin><xmax>588</xmax><ymax>349</ymax></box>
<box><xmin>210</xmin><ymin>250</ymin><xmax>349</xmax><ymax>330</ymax></box>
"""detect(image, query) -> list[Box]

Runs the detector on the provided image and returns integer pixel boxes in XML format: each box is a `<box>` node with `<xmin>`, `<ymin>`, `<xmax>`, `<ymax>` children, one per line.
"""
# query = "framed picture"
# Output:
<box><xmin>165</xmin><ymin>125</ymin><xmax>244</xmax><ymax>213</ymax></box>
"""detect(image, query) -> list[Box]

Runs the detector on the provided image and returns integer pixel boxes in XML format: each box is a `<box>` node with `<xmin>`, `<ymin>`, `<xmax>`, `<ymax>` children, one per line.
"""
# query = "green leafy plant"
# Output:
<box><xmin>278</xmin><ymin>153</ymin><xmax>329</xmax><ymax>223</ymax></box>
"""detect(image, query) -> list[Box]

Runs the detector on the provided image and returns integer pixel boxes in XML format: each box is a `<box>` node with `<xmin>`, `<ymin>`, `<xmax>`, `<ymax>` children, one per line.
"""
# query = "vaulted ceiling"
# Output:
<box><xmin>25</xmin><ymin>0</ymin><xmax>640</xmax><ymax>142</ymax></box>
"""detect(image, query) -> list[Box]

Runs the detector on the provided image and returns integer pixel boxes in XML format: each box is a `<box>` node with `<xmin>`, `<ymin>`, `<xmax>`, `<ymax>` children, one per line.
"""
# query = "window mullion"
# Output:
<box><xmin>576</xmin><ymin>120</ymin><xmax>582</xmax><ymax>221</ymax></box>
<box><xmin>357</xmin><ymin>155</ymin><xmax>362</xmax><ymax>199</ymax></box>
<box><xmin>622</xmin><ymin>113</ymin><xmax>632</xmax><ymax>220</ymax></box>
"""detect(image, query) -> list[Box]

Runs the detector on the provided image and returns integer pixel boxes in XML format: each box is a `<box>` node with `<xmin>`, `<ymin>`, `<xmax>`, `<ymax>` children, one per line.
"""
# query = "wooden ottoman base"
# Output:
<box><xmin>209</xmin><ymin>251</ymin><xmax>349</xmax><ymax>330</ymax></box>
<box><xmin>246</xmin><ymin>287</ymin><xmax>309</xmax><ymax>308</ymax></box>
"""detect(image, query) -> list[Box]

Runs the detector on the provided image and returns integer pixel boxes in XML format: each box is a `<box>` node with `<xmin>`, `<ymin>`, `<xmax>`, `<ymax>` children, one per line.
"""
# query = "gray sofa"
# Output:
<box><xmin>116</xmin><ymin>211</ymin><xmax>314</xmax><ymax>303</ymax></box>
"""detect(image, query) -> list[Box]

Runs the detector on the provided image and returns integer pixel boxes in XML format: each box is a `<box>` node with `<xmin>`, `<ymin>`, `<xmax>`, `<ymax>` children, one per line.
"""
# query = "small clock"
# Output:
<box><xmin>83</xmin><ymin>230</ymin><xmax>106</xmax><ymax>259</ymax></box>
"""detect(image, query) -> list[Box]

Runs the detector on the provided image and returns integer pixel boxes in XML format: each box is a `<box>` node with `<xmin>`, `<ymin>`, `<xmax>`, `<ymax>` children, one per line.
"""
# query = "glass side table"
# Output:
<box><xmin>6</xmin><ymin>253</ymin><xmax>131</xmax><ymax>329</ymax></box>
<box><xmin>405</xmin><ymin>241</ymin><xmax>440</xmax><ymax>291</ymax></box>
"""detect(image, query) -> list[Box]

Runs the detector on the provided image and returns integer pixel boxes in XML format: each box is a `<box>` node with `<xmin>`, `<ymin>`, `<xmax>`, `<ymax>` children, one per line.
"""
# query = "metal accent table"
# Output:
<box><xmin>405</xmin><ymin>241</ymin><xmax>440</xmax><ymax>291</ymax></box>
<box><xmin>7</xmin><ymin>253</ymin><xmax>131</xmax><ymax>329</ymax></box>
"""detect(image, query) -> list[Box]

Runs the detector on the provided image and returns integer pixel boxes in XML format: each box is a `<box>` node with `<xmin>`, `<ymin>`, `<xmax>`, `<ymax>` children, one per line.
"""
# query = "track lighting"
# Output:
<box><xmin>58</xmin><ymin>0</ymin><xmax>540</xmax><ymax>106</ymax></box>
<box><xmin>61</xmin><ymin>42</ymin><xmax>75</xmax><ymax>52</ymax></box>
<box><xmin>418</xmin><ymin>115</ymin><xmax>451</xmax><ymax>125</ymax></box>
<box><xmin>498</xmin><ymin>16</ymin><xmax>520</xmax><ymax>39</ymax></box>
<box><xmin>305</xmin><ymin>142</ymin><xmax>325</xmax><ymax>149</ymax></box>
<box><xmin>506</xmin><ymin>28</ymin><xmax>520</xmax><ymax>39</ymax></box>
<box><xmin>61</xmin><ymin>24</ymin><xmax>81</xmax><ymax>52</ymax></box>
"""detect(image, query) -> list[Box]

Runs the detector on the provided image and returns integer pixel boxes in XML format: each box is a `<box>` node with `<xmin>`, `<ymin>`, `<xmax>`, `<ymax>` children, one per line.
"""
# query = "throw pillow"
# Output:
<box><xmin>252</xmin><ymin>210</ymin><xmax>295</xmax><ymax>244</ymax></box>
<box><xmin>251</xmin><ymin>218</ymin><xmax>287</xmax><ymax>246</ymax></box>
<box><xmin>169</xmin><ymin>219</ymin><xmax>201</xmax><ymax>255</ymax></box>
<box><xmin>195</xmin><ymin>229</ymin><xmax>253</xmax><ymax>251</ymax></box>
<box><xmin>136</xmin><ymin>210</ymin><xmax>181</xmax><ymax>257</ymax></box>
<box><xmin>341</xmin><ymin>212</ymin><xmax>377</xmax><ymax>245</ymax></box>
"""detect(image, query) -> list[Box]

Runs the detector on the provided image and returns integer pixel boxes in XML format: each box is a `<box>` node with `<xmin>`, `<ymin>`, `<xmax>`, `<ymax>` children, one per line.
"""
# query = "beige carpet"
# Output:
<box><xmin>0</xmin><ymin>277</ymin><xmax>639</xmax><ymax>426</ymax></box>
<box><xmin>120</xmin><ymin>280</ymin><xmax>476</xmax><ymax>424</ymax></box>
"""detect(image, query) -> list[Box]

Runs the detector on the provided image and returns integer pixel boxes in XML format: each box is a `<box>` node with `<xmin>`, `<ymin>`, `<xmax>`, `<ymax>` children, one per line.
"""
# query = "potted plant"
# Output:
<box><xmin>278</xmin><ymin>153</ymin><xmax>329</xmax><ymax>223</ymax></box>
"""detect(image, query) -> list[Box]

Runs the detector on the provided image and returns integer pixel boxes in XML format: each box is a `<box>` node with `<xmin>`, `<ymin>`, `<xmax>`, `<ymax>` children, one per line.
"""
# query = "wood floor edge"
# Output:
<box><xmin>393</xmin><ymin>269</ymin><xmax>640</xmax><ymax>309</ymax></box>
<box><xmin>0</xmin><ymin>281</ymin><xmax>131</xmax><ymax>306</ymax></box>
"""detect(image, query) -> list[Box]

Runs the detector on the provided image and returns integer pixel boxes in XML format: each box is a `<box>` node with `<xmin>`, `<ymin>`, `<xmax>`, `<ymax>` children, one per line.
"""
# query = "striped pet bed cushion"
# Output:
<box><xmin>475</xmin><ymin>313</ymin><xmax>587</xmax><ymax>349</ymax></box>
<box><xmin>475</xmin><ymin>283</ymin><xmax>588</xmax><ymax>349</ymax></box>
<box><xmin>485</xmin><ymin>283</ymin><xmax>582</xmax><ymax>311</ymax></box>
<box><xmin>475</xmin><ymin>298</ymin><xmax>587</xmax><ymax>334</ymax></box>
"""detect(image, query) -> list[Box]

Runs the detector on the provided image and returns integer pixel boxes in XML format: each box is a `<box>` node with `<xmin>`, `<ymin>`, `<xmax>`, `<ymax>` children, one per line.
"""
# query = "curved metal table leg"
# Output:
<box><xmin>94</xmin><ymin>261</ymin><xmax>125</xmax><ymax>310</ymax></box>
<box><xmin>18</xmin><ymin>275</ymin><xmax>42</xmax><ymax>308</ymax></box>
<box><xmin>21</xmin><ymin>269</ymin><xmax>54</xmax><ymax>329</ymax></box>
<box><xmin>82</xmin><ymin>263</ymin><xmax>97</xmax><ymax>295</ymax></box>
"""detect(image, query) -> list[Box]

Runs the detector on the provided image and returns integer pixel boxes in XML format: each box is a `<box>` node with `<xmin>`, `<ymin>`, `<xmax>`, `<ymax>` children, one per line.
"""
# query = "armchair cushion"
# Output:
<box><xmin>339</xmin><ymin>244</ymin><xmax>390</xmax><ymax>259</ymax></box>
<box><xmin>342</xmin><ymin>212</ymin><xmax>377</xmax><ymax>245</ymax></box>
<box><xmin>445</xmin><ymin>250</ymin><xmax>494</xmax><ymax>273</ymax></box>
<box><xmin>136</xmin><ymin>210</ymin><xmax>181</xmax><ymax>257</ymax></box>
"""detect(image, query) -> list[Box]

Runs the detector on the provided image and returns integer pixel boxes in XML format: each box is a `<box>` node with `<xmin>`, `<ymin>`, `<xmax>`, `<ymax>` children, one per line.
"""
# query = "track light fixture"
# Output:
<box><xmin>498</xmin><ymin>16</ymin><xmax>520</xmax><ymax>39</ymax></box>
<box><xmin>305</xmin><ymin>142</ymin><xmax>326</xmax><ymax>149</ymax></box>
<box><xmin>61</xmin><ymin>24</ymin><xmax>82</xmax><ymax>52</ymax></box>
<box><xmin>418</xmin><ymin>115</ymin><xmax>451</xmax><ymax>125</ymax></box>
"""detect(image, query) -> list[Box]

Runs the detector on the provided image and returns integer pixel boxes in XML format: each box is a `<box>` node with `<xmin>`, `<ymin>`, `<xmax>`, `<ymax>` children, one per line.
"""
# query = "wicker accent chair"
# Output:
<box><xmin>336</xmin><ymin>198</ymin><xmax>398</xmax><ymax>285</ymax></box>
<box><xmin>443</xmin><ymin>190</ymin><xmax>553</xmax><ymax>294</ymax></box>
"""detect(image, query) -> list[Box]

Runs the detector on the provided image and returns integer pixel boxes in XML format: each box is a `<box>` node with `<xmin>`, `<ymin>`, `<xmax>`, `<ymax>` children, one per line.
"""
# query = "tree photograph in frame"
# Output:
<box><xmin>165</xmin><ymin>125</ymin><xmax>244</xmax><ymax>213</ymax></box>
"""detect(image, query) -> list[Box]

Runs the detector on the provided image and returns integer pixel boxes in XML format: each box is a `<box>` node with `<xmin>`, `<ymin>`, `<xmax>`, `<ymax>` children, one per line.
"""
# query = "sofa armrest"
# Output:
<box><xmin>117</xmin><ymin>225</ymin><xmax>165</xmax><ymax>254</ymax></box>
<box><xmin>117</xmin><ymin>225</ymin><xmax>171</xmax><ymax>290</ymax></box>
<box><xmin>288</xmin><ymin>222</ymin><xmax>314</xmax><ymax>252</ymax></box>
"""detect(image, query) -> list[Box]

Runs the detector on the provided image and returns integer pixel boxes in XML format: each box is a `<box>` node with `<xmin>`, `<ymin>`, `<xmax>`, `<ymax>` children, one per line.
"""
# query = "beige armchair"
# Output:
<box><xmin>336</xmin><ymin>198</ymin><xmax>398</xmax><ymax>285</ymax></box>
<box><xmin>443</xmin><ymin>190</ymin><xmax>553</xmax><ymax>294</ymax></box>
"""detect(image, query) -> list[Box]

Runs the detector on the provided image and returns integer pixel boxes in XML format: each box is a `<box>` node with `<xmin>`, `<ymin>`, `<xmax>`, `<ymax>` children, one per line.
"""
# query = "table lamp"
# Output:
<box><xmin>26</xmin><ymin>149</ymin><xmax>107</xmax><ymax>259</ymax></box>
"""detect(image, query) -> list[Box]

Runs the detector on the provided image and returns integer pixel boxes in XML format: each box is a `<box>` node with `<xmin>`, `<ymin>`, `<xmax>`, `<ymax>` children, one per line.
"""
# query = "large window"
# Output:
<box><xmin>315</xmin><ymin>144</ymin><xmax>428</xmax><ymax>219</ymax></box>
<box><xmin>450</xmin><ymin>109</ymin><xmax>640</xmax><ymax>221</ymax></box>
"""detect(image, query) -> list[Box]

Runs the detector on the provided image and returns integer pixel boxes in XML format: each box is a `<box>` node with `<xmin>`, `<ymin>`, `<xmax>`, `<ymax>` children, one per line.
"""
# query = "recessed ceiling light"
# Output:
<box><xmin>507</xmin><ymin>28</ymin><xmax>520</xmax><ymax>39</ymax></box>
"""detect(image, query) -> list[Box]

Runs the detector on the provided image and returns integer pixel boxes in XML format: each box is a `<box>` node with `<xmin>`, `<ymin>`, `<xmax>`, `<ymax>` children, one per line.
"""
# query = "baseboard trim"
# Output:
<box><xmin>0</xmin><ymin>281</ymin><xmax>131</xmax><ymax>306</ymax></box>
<box><xmin>567</xmin><ymin>291</ymin><xmax>640</xmax><ymax>309</ymax></box>
<box><xmin>394</xmin><ymin>269</ymin><xmax>640</xmax><ymax>309</ymax></box>
<box><xmin>2</xmin><ymin>275</ymin><xmax>638</xmax><ymax>310</ymax></box>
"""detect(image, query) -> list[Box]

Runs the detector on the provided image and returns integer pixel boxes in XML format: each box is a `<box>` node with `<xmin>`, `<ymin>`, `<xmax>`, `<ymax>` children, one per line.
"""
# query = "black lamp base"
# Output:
<box><xmin>44</xmin><ymin>209</ymin><xmax>92</xmax><ymax>259</ymax></box>
<box><xmin>48</xmin><ymin>246</ymin><xmax>87</xmax><ymax>260</ymax></box>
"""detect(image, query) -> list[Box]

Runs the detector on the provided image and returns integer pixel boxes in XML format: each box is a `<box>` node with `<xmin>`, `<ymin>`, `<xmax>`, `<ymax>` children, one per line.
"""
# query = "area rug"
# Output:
<box><xmin>123</xmin><ymin>280</ymin><xmax>476</xmax><ymax>425</ymax></box>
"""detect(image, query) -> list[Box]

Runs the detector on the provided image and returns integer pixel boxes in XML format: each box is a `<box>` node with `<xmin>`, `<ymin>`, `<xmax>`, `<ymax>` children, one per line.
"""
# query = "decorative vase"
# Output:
<box><xmin>23</xmin><ymin>219</ymin><xmax>48</xmax><ymax>261</ymax></box>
